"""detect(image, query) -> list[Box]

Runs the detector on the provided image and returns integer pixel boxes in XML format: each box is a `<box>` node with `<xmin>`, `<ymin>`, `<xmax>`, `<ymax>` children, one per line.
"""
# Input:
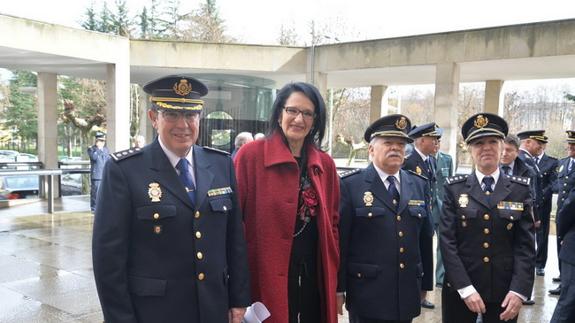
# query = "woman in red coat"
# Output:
<box><xmin>234</xmin><ymin>82</ymin><xmax>340</xmax><ymax>323</ymax></box>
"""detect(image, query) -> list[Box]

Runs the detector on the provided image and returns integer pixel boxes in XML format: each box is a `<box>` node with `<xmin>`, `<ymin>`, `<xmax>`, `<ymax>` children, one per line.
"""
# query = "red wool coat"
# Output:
<box><xmin>234</xmin><ymin>132</ymin><xmax>340</xmax><ymax>323</ymax></box>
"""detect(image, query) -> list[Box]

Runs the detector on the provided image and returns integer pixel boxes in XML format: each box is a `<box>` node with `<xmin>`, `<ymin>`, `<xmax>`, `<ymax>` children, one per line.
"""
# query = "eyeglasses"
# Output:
<box><xmin>159</xmin><ymin>110</ymin><xmax>201</xmax><ymax>123</ymax></box>
<box><xmin>283</xmin><ymin>107</ymin><xmax>315</xmax><ymax>120</ymax></box>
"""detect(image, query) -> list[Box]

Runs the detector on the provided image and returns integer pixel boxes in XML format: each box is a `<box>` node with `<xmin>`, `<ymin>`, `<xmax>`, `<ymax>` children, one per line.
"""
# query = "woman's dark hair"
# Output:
<box><xmin>267</xmin><ymin>82</ymin><xmax>327</xmax><ymax>148</ymax></box>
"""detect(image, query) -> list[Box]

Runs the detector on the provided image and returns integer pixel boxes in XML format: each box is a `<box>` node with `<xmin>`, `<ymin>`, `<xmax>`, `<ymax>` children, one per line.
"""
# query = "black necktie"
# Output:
<box><xmin>534</xmin><ymin>156</ymin><xmax>539</xmax><ymax>165</ymax></box>
<box><xmin>387</xmin><ymin>176</ymin><xmax>400</xmax><ymax>208</ymax></box>
<box><xmin>176</xmin><ymin>158</ymin><xmax>196</xmax><ymax>203</ymax></box>
<box><xmin>501</xmin><ymin>165</ymin><xmax>511</xmax><ymax>176</ymax></box>
<box><xmin>482</xmin><ymin>176</ymin><xmax>494</xmax><ymax>193</ymax></box>
<box><xmin>569</xmin><ymin>159</ymin><xmax>574</xmax><ymax>173</ymax></box>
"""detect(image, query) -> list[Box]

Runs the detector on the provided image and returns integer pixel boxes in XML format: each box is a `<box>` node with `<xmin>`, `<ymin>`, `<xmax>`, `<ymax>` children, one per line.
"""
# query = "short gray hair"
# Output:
<box><xmin>235</xmin><ymin>132</ymin><xmax>254</xmax><ymax>147</ymax></box>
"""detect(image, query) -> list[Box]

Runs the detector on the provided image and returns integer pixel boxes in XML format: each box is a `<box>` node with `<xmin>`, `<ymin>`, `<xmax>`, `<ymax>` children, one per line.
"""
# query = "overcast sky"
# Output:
<box><xmin>1</xmin><ymin>0</ymin><xmax>575</xmax><ymax>44</ymax></box>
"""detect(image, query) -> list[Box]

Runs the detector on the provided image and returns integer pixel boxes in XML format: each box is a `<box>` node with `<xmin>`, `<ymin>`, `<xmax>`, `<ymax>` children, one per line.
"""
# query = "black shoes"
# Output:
<box><xmin>549</xmin><ymin>285</ymin><xmax>561</xmax><ymax>295</ymax></box>
<box><xmin>536</xmin><ymin>268</ymin><xmax>545</xmax><ymax>276</ymax></box>
<box><xmin>553</xmin><ymin>276</ymin><xmax>561</xmax><ymax>283</ymax></box>
<box><xmin>421</xmin><ymin>299</ymin><xmax>435</xmax><ymax>309</ymax></box>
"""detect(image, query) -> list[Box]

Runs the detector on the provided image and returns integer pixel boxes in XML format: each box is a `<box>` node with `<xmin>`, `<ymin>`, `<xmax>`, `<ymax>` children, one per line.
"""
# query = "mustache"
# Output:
<box><xmin>387</xmin><ymin>152</ymin><xmax>403</xmax><ymax>158</ymax></box>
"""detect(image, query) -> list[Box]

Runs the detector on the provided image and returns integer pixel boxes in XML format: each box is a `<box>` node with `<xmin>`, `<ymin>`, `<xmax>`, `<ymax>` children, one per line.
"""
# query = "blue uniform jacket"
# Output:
<box><xmin>338</xmin><ymin>165</ymin><xmax>432</xmax><ymax>321</ymax></box>
<box><xmin>92</xmin><ymin>139</ymin><xmax>250</xmax><ymax>323</ymax></box>
<box><xmin>87</xmin><ymin>145</ymin><xmax>110</xmax><ymax>180</ymax></box>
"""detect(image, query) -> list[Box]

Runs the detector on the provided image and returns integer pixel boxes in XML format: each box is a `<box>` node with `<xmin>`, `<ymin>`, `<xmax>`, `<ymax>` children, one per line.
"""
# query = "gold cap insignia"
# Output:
<box><xmin>363</xmin><ymin>191</ymin><xmax>374</xmax><ymax>207</ymax></box>
<box><xmin>458</xmin><ymin>194</ymin><xmax>469</xmax><ymax>208</ymax></box>
<box><xmin>506</xmin><ymin>223</ymin><xmax>513</xmax><ymax>230</ymax></box>
<box><xmin>415</xmin><ymin>166</ymin><xmax>422</xmax><ymax>175</ymax></box>
<box><xmin>173</xmin><ymin>79</ymin><xmax>193</xmax><ymax>96</ymax></box>
<box><xmin>395</xmin><ymin>117</ymin><xmax>407</xmax><ymax>130</ymax></box>
<box><xmin>474</xmin><ymin>115</ymin><xmax>489</xmax><ymax>128</ymax></box>
<box><xmin>148</xmin><ymin>182</ymin><xmax>162</xmax><ymax>202</ymax></box>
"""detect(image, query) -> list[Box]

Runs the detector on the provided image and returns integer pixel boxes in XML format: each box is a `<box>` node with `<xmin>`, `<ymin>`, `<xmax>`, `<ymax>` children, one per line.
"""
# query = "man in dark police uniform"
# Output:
<box><xmin>439</xmin><ymin>113</ymin><xmax>535</xmax><ymax>323</ymax></box>
<box><xmin>92</xmin><ymin>75</ymin><xmax>250</xmax><ymax>323</ymax></box>
<box><xmin>338</xmin><ymin>114</ymin><xmax>433</xmax><ymax>323</ymax></box>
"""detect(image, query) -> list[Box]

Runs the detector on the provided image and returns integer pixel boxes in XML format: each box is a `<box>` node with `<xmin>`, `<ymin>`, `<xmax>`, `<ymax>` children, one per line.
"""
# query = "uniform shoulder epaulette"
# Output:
<box><xmin>506</xmin><ymin>175</ymin><xmax>531</xmax><ymax>186</ymax></box>
<box><xmin>110</xmin><ymin>147</ymin><xmax>143</xmax><ymax>161</ymax></box>
<box><xmin>203</xmin><ymin>146</ymin><xmax>230</xmax><ymax>155</ymax></box>
<box><xmin>445</xmin><ymin>174</ymin><xmax>469</xmax><ymax>185</ymax></box>
<box><xmin>548</xmin><ymin>155</ymin><xmax>558</xmax><ymax>161</ymax></box>
<box><xmin>339</xmin><ymin>168</ymin><xmax>360</xmax><ymax>179</ymax></box>
<box><xmin>407</xmin><ymin>170</ymin><xmax>428</xmax><ymax>180</ymax></box>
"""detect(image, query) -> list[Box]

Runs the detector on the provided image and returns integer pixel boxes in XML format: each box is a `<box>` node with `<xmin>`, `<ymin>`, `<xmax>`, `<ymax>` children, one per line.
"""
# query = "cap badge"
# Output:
<box><xmin>458</xmin><ymin>194</ymin><xmax>469</xmax><ymax>208</ymax></box>
<box><xmin>474</xmin><ymin>115</ymin><xmax>489</xmax><ymax>128</ymax></box>
<box><xmin>395</xmin><ymin>117</ymin><xmax>407</xmax><ymax>130</ymax></box>
<box><xmin>148</xmin><ymin>182</ymin><xmax>162</xmax><ymax>202</ymax></box>
<box><xmin>173</xmin><ymin>79</ymin><xmax>193</xmax><ymax>96</ymax></box>
<box><xmin>363</xmin><ymin>191</ymin><xmax>374</xmax><ymax>207</ymax></box>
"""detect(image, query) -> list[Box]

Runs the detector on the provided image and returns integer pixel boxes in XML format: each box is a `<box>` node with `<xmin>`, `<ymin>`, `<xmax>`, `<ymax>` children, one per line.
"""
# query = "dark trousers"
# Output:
<box><xmin>90</xmin><ymin>179</ymin><xmax>101</xmax><ymax>212</ymax></box>
<box><xmin>348</xmin><ymin>311</ymin><xmax>411</xmax><ymax>323</ymax></box>
<box><xmin>535</xmin><ymin>201</ymin><xmax>552</xmax><ymax>268</ymax></box>
<box><xmin>441</xmin><ymin>286</ymin><xmax>517</xmax><ymax>323</ymax></box>
<box><xmin>551</xmin><ymin>260</ymin><xmax>575</xmax><ymax>323</ymax></box>
<box><xmin>288</xmin><ymin>261</ymin><xmax>321</xmax><ymax>323</ymax></box>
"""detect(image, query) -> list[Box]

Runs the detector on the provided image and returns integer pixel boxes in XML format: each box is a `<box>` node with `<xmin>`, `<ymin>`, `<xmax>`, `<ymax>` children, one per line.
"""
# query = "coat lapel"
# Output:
<box><xmin>466</xmin><ymin>173</ymin><xmax>491</xmax><ymax>209</ymax></box>
<box><xmin>397</xmin><ymin>170</ymin><xmax>413</xmax><ymax>215</ymax></box>
<box><xmin>364</xmin><ymin>164</ymin><xmax>396</xmax><ymax>213</ymax></box>
<box><xmin>193</xmin><ymin>146</ymin><xmax>215</xmax><ymax>209</ymax></box>
<box><xmin>490</xmin><ymin>175</ymin><xmax>512</xmax><ymax>209</ymax></box>
<box><xmin>148</xmin><ymin>139</ymin><xmax>194</xmax><ymax>209</ymax></box>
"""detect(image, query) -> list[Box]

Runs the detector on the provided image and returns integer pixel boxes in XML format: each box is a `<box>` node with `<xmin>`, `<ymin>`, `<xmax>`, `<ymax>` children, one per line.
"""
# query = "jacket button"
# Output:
<box><xmin>399</xmin><ymin>247</ymin><xmax>405</xmax><ymax>253</ymax></box>
<box><xmin>483</xmin><ymin>242</ymin><xmax>489</xmax><ymax>249</ymax></box>
<box><xmin>197</xmin><ymin>252</ymin><xmax>203</xmax><ymax>260</ymax></box>
<box><xmin>483</xmin><ymin>257</ymin><xmax>490</xmax><ymax>263</ymax></box>
<box><xmin>368</xmin><ymin>212</ymin><xmax>373</xmax><ymax>217</ymax></box>
<box><xmin>195</xmin><ymin>211</ymin><xmax>201</xmax><ymax>218</ymax></box>
<box><xmin>483</xmin><ymin>214</ymin><xmax>490</xmax><ymax>220</ymax></box>
<box><xmin>484</xmin><ymin>228</ymin><xmax>490</xmax><ymax>235</ymax></box>
<box><xmin>398</xmin><ymin>231</ymin><xmax>404</xmax><ymax>237</ymax></box>
<box><xmin>357</xmin><ymin>273</ymin><xmax>362</xmax><ymax>278</ymax></box>
<box><xmin>461</xmin><ymin>215</ymin><xmax>466</xmax><ymax>220</ymax></box>
<box><xmin>400</xmin><ymin>263</ymin><xmax>405</xmax><ymax>269</ymax></box>
<box><xmin>507</xmin><ymin>223</ymin><xmax>514</xmax><ymax>230</ymax></box>
<box><xmin>198</xmin><ymin>273</ymin><xmax>205</xmax><ymax>280</ymax></box>
<box><xmin>153</xmin><ymin>213</ymin><xmax>160</xmax><ymax>220</ymax></box>
<box><xmin>396</xmin><ymin>215</ymin><xmax>401</xmax><ymax>221</ymax></box>
<box><xmin>195</xmin><ymin>231</ymin><xmax>202</xmax><ymax>239</ymax></box>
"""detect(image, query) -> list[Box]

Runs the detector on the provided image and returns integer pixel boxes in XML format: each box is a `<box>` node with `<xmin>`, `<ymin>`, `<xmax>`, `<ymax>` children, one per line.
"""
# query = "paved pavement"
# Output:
<box><xmin>0</xmin><ymin>197</ymin><xmax>562</xmax><ymax>322</ymax></box>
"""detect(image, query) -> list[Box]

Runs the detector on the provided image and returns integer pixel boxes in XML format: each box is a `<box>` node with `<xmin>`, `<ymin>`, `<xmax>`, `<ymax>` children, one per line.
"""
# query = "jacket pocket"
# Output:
<box><xmin>128</xmin><ymin>276</ymin><xmax>167</xmax><ymax>296</ymax></box>
<box><xmin>408</xmin><ymin>206</ymin><xmax>427</xmax><ymax>219</ymax></box>
<box><xmin>355</xmin><ymin>207</ymin><xmax>387</xmax><ymax>218</ymax></box>
<box><xmin>136</xmin><ymin>205</ymin><xmax>177</xmax><ymax>221</ymax></box>
<box><xmin>209</xmin><ymin>197</ymin><xmax>233</xmax><ymax>213</ymax></box>
<box><xmin>347</xmin><ymin>262</ymin><xmax>381</xmax><ymax>279</ymax></box>
<box><xmin>498</xmin><ymin>209</ymin><xmax>523</xmax><ymax>221</ymax></box>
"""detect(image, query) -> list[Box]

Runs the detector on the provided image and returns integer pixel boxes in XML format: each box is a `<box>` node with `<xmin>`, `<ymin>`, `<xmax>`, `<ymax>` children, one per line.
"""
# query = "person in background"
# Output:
<box><xmin>254</xmin><ymin>133</ymin><xmax>265</xmax><ymax>140</ymax></box>
<box><xmin>234</xmin><ymin>82</ymin><xmax>340</xmax><ymax>323</ymax></box>
<box><xmin>432</xmin><ymin>129</ymin><xmax>453</xmax><ymax>288</ymax></box>
<box><xmin>231</xmin><ymin>132</ymin><xmax>253</xmax><ymax>160</ymax></box>
<box><xmin>87</xmin><ymin>131</ymin><xmax>110</xmax><ymax>213</ymax></box>
<box><xmin>92</xmin><ymin>75</ymin><xmax>250</xmax><ymax>323</ymax></box>
<box><xmin>440</xmin><ymin>113</ymin><xmax>534</xmax><ymax>323</ymax></box>
<box><xmin>338</xmin><ymin>114</ymin><xmax>432</xmax><ymax>323</ymax></box>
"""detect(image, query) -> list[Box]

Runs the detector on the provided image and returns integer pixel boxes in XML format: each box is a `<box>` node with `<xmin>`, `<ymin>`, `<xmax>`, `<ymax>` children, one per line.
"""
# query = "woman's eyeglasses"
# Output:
<box><xmin>283</xmin><ymin>107</ymin><xmax>315</xmax><ymax>120</ymax></box>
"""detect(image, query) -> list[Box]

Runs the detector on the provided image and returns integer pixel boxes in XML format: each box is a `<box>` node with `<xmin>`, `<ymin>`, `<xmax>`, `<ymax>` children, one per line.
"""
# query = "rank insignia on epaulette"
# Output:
<box><xmin>148</xmin><ymin>182</ymin><xmax>162</xmax><ymax>202</ymax></box>
<box><xmin>207</xmin><ymin>186</ymin><xmax>233</xmax><ymax>197</ymax></box>
<box><xmin>415</xmin><ymin>166</ymin><xmax>422</xmax><ymax>175</ymax></box>
<box><xmin>363</xmin><ymin>191</ymin><xmax>374</xmax><ymax>207</ymax></box>
<box><xmin>458</xmin><ymin>194</ymin><xmax>469</xmax><ymax>208</ymax></box>
<box><xmin>339</xmin><ymin>168</ymin><xmax>360</xmax><ymax>178</ymax></box>
<box><xmin>446</xmin><ymin>175</ymin><xmax>468</xmax><ymax>184</ymax></box>
<box><xmin>510</xmin><ymin>176</ymin><xmax>530</xmax><ymax>185</ymax></box>
<box><xmin>408</xmin><ymin>200</ymin><xmax>425</xmax><ymax>207</ymax></box>
<box><xmin>497</xmin><ymin>201</ymin><xmax>524</xmax><ymax>211</ymax></box>
<box><xmin>111</xmin><ymin>147</ymin><xmax>142</xmax><ymax>161</ymax></box>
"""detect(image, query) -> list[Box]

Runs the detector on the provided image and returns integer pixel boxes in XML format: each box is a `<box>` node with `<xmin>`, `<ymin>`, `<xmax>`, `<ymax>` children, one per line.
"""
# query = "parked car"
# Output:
<box><xmin>0</xmin><ymin>150</ymin><xmax>20</xmax><ymax>162</ymax></box>
<box><xmin>0</xmin><ymin>175</ymin><xmax>39</xmax><ymax>199</ymax></box>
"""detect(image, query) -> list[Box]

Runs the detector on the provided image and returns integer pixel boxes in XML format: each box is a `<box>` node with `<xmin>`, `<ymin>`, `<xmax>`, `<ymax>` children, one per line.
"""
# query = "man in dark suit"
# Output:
<box><xmin>92</xmin><ymin>75</ymin><xmax>250</xmax><ymax>323</ymax></box>
<box><xmin>87</xmin><ymin>131</ymin><xmax>110</xmax><ymax>213</ymax></box>
<box><xmin>432</xmin><ymin>131</ymin><xmax>454</xmax><ymax>288</ymax></box>
<box><xmin>338</xmin><ymin>114</ymin><xmax>433</xmax><ymax>323</ymax></box>
<box><xmin>517</xmin><ymin>130</ymin><xmax>557</xmax><ymax>277</ymax></box>
<box><xmin>550</xmin><ymin>130</ymin><xmax>575</xmax><ymax>296</ymax></box>
<box><xmin>550</xmin><ymin>173</ymin><xmax>575</xmax><ymax>322</ymax></box>
<box><xmin>403</xmin><ymin>122</ymin><xmax>440</xmax><ymax>309</ymax></box>
<box><xmin>440</xmin><ymin>113</ymin><xmax>535</xmax><ymax>323</ymax></box>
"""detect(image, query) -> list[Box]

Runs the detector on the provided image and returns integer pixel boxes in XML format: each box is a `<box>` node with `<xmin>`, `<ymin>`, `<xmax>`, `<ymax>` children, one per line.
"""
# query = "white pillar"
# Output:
<box><xmin>138</xmin><ymin>86</ymin><xmax>154</xmax><ymax>144</ymax></box>
<box><xmin>106</xmin><ymin>63</ymin><xmax>131</xmax><ymax>152</ymax></box>
<box><xmin>37</xmin><ymin>72</ymin><xmax>59</xmax><ymax>196</ymax></box>
<box><xmin>434</xmin><ymin>63</ymin><xmax>460</xmax><ymax>159</ymax></box>
<box><xmin>370</xmin><ymin>85</ymin><xmax>388</xmax><ymax>123</ymax></box>
<box><xmin>484</xmin><ymin>80</ymin><xmax>505</xmax><ymax>115</ymax></box>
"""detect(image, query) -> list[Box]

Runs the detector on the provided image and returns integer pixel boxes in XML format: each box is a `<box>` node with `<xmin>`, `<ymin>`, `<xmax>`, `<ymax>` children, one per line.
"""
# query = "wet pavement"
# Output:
<box><xmin>0</xmin><ymin>197</ymin><xmax>561</xmax><ymax>322</ymax></box>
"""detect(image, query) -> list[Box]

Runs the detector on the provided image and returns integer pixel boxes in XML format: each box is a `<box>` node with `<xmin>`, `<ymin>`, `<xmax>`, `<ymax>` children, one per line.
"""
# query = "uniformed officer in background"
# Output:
<box><xmin>338</xmin><ymin>114</ymin><xmax>432</xmax><ymax>323</ymax></box>
<box><xmin>550</xmin><ymin>130</ymin><xmax>575</xmax><ymax>296</ymax></box>
<box><xmin>440</xmin><ymin>113</ymin><xmax>535</xmax><ymax>323</ymax></box>
<box><xmin>87</xmin><ymin>131</ymin><xmax>110</xmax><ymax>213</ymax></box>
<box><xmin>517</xmin><ymin>130</ymin><xmax>557</xmax><ymax>277</ymax></box>
<box><xmin>92</xmin><ymin>75</ymin><xmax>251</xmax><ymax>323</ymax></box>
<box><xmin>403</xmin><ymin>122</ymin><xmax>440</xmax><ymax>309</ymax></box>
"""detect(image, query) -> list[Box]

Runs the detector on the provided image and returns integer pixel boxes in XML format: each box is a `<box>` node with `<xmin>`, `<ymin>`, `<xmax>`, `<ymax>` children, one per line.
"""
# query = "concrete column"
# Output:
<box><xmin>138</xmin><ymin>86</ymin><xmax>154</xmax><ymax>144</ymax></box>
<box><xmin>434</xmin><ymin>62</ymin><xmax>460</xmax><ymax>159</ymax></box>
<box><xmin>106</xmin><ymin>63</ymin><xmax>131</xmax><ymax>152</ymax></box>
<box><xmin>370</xmin><ymin>85</ymin><xmax>388</xmax><ymax>123</ymax></box>
<box><xmin>37</xmin><ymin>72</ymin><xmax>59</xmax><ymax>196</ymax></box>
<box><xmin>484</xmin><ymin>80</ymin><xmax>505</xmax><ymax>115</ymax></box>
<box><xmin>305</xmin><ymin>46</ymin><xmax>328</xmax><ymax>98</ymax></box>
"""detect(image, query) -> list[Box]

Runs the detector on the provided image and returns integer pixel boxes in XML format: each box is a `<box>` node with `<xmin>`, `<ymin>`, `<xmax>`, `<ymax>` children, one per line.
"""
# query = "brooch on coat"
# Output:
<box><xmin>148</xmin><ymin>182</ymin><xmax>162</xmax><ymax>202</ymax></box>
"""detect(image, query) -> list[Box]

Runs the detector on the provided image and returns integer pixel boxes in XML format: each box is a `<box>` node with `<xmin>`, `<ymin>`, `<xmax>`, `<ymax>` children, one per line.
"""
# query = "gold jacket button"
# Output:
<box><xmin>396</xmin><ymin>215</ymin><xmax>402</xmax><ymax>221</ymax></box>
<box><xmin>399</xmin><ymin>247</ymin><xmax>405</xmax><ymax>253</ymax></box>
<box><xmin>195</xmin><ymin>231</ymin><xmax>202</xmax><ymax>239</ymax></box>
<box><xmin>507</xmin><ymin>223</ymin><xmax>513</xmax><ymax>230</ymax></box>
<box><xmin>153</xmin><ymin>213</ymin><xmax>160</xmax><ymax>220</ymax></box>
<box><xmin>484</xmin><ymin>228</ymin><xmax>490</xmax><ymax>235</ymax></box>
<box><xmin>400</xmin><ymin>263</ymin><xmax>405</xmax><ymax>269</ymax></box>
<box><xmin>197</xmin><ymin>252</ymin><xmax>204</xmax><ymax>260</ymax></box>
<box><xmin>198</xmin><ymin>273</ymin><xmax>205</xmax><ymax>280</ymax></box>
<box><xmin>461</xmin><ymin>215</ymin><xmax>466</xmax><ymax>220</ymax></box>
<box><xmin>357</xmin><ymin>272</ymin><xmax>362</xmax><ymax>278</ymax></box>
<box><xmin>483</xmin><ymin>257</ymin><xmax>490</xmax><ymax>263</ymax></box>
<box><xmin>462</xmin><ymin>221</ymin><xmax>467</xmax><ymax>227</ymax></box>
<box><xmin>195</xmin><ymin>211</ymin><xmax>201</xmax><ymax>219</ymax></box>
<box><xmin>483</xmin><ymin>214</ymin><xmax>490</xmax><ymax>220</ymax></box>
<box><xmin>368</xmin><ymin>212</ymin><xmax>373</xmax><ymax>217</ymax></box>
<box><xmin>398</xmin><ymin>231</ymin><xmax>404</xmax><ymax>237</ymax></box>
<box><xmin>483</xmin><ymin>242</ymin><xmax>489</xmax><ymax>249</ymax></box>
